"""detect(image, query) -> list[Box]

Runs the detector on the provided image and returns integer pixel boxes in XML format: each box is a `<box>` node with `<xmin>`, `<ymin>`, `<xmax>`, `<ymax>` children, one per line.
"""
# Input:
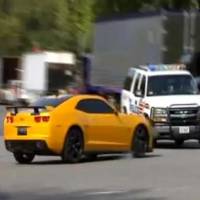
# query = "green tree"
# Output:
<box><xmin>16</xmin><ymin>0</ymin><xmax>95</xmax><ymax>54</ymax></box>
<box><xmin>13</xmin><ymin>0</ymin><xmax>70</xmax><ymax>51</ymax></box>
<box><xmin>0</xmin><ymin>0</ymin><xmax>199</xmax><ymax>55</ymax></box>
<box><xmin>67</xmin><ymin>0</ymin><xmax>95</xmax><ymax>54</ymax></box>
<box><xmin>0</xmin><ymin>15</ymin><xmax>22</xmax><ymax>55</ymax></box>
<box><xmin>94</xmin><ymin>0</ymin><xmax>200</xmax><ymax>17</ymax></box>
<box><xmin>0</xmin><ymin>0</ymin><xmax>95</xmax><ymax>55</ymax></box>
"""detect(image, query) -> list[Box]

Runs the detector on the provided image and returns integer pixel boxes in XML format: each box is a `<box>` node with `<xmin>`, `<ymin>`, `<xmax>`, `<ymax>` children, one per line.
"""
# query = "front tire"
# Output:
<box><xmin>175</xmin><ymin>139</ymin><xmax>184</xmax><ymax>146</ymax></box>
<box><xmin>86</xmin><ymin>153</ymin><xmax>98</xmax><ymax>161</ymax></box>
<box><xmin>13</xmin><ymin>152</ymin><xmax>35</xmax><ymax>164</ymax></box>
<box><xmin>132</xmin><ymin>126</ymin><xmax>148</xmax><ymax>158</ymax></box>
<box><xmin>62</xmin><ymin>128</ymin><xmax>84</xmax><ymax>163</ymax></box>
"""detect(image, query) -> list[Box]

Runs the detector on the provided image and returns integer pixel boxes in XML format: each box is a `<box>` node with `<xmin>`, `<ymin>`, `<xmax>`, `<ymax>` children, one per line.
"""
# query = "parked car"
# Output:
<box><xmin>4</xmin><ymin>95</ymin><xmax>153</xmax><ymax>164</ymax></box>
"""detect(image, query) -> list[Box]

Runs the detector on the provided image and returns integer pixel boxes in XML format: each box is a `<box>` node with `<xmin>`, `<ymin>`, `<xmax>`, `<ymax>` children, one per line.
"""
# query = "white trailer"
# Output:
<box><xmin>20</xmin><ymin>51</ymin><xmax>76</xmax><ymax>102</ymax></box>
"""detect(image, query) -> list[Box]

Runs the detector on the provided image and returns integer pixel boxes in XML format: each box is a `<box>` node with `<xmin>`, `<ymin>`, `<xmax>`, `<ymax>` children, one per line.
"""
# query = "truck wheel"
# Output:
<box><xmin>132</xmin><ymin>125</ymin><xmax>148</xmax><ymax>158</ymax></box>
<box><xmin>13</xmin><ymin>152</ymin><xmax>35</xmax><ymax>164</ymax></box>
<box><xmin>175</xmin><ymin>139</ymin><xmax>184</xmax><ymax>146</ymax></box>
<box><xmin>62</xmin><ymin>128</ymin><xmax>84</xmax><ymax>163</ymax></box>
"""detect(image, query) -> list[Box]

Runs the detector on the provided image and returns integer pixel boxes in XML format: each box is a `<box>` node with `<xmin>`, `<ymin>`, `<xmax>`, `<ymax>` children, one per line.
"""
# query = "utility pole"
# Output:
<box><xmin>183</xmin><ymin>11</ymin><xmax>190</xmax><ymax>54</ymax></box>
<box><xmin>182</xmin><ymin>8</ymin><xmax>197</xmax><ymax>64</ymax></box>
<box><xmin>189</xmin><ymin>9</ymin><xmax>196</xmax><ymax>55</ymax></box>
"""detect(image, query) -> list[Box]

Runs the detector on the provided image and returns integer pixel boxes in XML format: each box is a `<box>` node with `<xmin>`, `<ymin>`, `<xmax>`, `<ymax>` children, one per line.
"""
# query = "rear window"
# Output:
<box><xmin>31</xmin><ymin>95</ymin><xmax>72</xmax><ymax>107</ymax></box>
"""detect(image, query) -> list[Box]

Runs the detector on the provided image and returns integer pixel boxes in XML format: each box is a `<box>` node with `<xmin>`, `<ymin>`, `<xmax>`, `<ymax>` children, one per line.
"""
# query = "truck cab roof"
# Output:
<box><xmin>128</xmin><ymin>64</ymin><xmax>190</xmax><ymax>77</ymax></box>
<box><xmin>142</xmin><ymin>70</ymin><xmax>191</xmax><ymax>77</ymax></box>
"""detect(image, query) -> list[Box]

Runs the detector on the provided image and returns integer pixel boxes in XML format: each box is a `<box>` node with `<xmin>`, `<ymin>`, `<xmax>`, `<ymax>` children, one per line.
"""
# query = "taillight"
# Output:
<box><xmin>42</xmin><ymin>116</ymin><xmax>50</xmax><ymax>122</ymax></box>
<box><xmin>34</xmin><ymin>116</ymin><xmax>50</xmax><ymax>123</ymax></box>
<box><xmin>6</xmin><ymin>116</ymin><xmax>14</xmax><ymax>123</ymax></box>
<box><xmin>34</xmin><ymin>116</ymin><xmax>42</xmax><ymax>123</ymax></box>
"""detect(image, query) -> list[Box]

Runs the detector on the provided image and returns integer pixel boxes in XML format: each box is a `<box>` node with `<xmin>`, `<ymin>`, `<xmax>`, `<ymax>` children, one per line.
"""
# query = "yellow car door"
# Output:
<box><xmin>89</xmin><ymin>113</ymin><xmax>130</xmax><ymax>151</ymax></box>
<box><xmin>76</xmin><ymin>98</ymin><xmax>129</xmax><ymax>151</ymax></box>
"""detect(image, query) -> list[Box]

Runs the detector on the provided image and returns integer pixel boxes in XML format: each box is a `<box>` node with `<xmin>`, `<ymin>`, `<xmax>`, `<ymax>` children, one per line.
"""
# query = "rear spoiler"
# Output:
<box><xmin>6</xmin><ymin>106</ymin><xmax>46</xmax><ymax>115</ymax></box>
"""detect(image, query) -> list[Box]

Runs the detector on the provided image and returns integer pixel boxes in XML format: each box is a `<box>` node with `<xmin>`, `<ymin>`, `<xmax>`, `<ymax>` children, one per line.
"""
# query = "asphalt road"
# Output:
<box><xmin>1</xmin><ymin>105</ymin><xmax>200</xmax><ymax>199</ymax></box>
<box><xmin>1</xmin><ymin>139</ymin><xmax>200</xmax><ymax>200</ymax></box>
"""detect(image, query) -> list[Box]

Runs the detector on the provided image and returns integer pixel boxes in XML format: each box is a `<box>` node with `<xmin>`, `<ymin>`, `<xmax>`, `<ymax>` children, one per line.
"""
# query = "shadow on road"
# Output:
<box><xmin>31</xmin><ymin>154</ymin><xmax>125</xmax><ymax>165</ymax></box>
<box><xmin>143</xmin><ymin>154</ymin><xmax>162</xmax><ymax>159</ymax></box>
<box><xmin>155</xmin><ymin>140</ymin><xmax>200</xmax><ymax>150</ymax></box>
<box><xmin>30</xmin><ymin>153</ymin><xmax>163</xmax><ymax>165</ymax></box>
<box><xmin>0</xmin><ymin>188</ymin><xmax>166</xmax><ymax>200</ymax></box>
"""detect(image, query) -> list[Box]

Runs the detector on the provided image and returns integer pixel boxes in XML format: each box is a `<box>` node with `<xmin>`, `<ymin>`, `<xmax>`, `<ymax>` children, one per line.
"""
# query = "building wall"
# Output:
<box><xmin>91</xmin><ymin>13</ymin><xmax>163</xmax><ymax>87</ymax></box>
<box><xmin>91</xmin><ymin>11</ymin><xmax>200</xmax><ymax>87</ymax></box>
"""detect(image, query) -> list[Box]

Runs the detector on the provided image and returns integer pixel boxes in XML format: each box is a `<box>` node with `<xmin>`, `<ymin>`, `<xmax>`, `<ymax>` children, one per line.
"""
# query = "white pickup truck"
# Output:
<box><xmin>121</xmin><ymin>64</ymin><xmax>200</xmax><ymax>145</ymax></box>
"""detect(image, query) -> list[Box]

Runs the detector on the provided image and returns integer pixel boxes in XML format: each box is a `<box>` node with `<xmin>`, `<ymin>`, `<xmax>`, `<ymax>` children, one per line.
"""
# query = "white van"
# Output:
<box><xmin>121</xmin><ymin>64</ymin><xmax>200</xmax><ymax>145</ymax></box>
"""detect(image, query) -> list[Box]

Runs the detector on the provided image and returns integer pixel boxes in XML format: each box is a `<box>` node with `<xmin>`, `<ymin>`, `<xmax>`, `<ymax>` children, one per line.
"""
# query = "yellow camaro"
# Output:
<box><xmin>4</xmin><ymin>95</ymin><xmax>153</xmax><ymax>164</ymax></box>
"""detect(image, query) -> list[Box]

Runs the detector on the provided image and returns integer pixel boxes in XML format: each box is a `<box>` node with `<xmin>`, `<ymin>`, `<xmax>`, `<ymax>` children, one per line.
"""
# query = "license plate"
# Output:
<box><xmin>179</xmin><ymin>126</ymin><xmax>190</xmax><ymax>134</ymax></box>
<box><xmin>18</xmin><ymin>127</ymin><xmax>27</xmax><ymax>135</ymax></box>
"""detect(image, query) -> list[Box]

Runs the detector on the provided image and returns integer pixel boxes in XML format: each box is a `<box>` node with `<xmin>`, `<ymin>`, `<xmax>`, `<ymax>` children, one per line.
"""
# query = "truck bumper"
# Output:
<box><xmin>154</xmin><ymin>125</ymin><xmax>200</xmax><ymax>140</ymax></box>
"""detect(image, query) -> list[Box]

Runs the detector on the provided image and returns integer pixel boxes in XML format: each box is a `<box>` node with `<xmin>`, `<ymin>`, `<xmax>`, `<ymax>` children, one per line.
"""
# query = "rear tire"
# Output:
<box><xmin>62</xmin><ymin>128</ymin><xmax>84</xmax><ymax>163</ymax></box>
<box><xmin>13</xmin><ymin>152</ymin><xmax>35</xmax><ymax>164</ymax></box>
<box><xmin>132</xmin><ymin>126</ymin><xmax>148</xmax><ymax>158</ymax></box>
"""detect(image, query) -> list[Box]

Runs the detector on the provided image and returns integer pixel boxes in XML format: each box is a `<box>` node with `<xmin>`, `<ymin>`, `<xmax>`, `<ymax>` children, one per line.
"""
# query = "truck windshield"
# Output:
<box><xmin>31</xmin><ymin>95</ymin><xmax>72</xmax><ymax>107</ymax></box>
<box><xmin>147</xmin><ymin>75</ymin><xmax>198</xmax><ymax>96</ymax></box>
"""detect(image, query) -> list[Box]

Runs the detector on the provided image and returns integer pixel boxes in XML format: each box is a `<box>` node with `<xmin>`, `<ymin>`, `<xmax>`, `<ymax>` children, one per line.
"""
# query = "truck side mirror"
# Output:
<box><xmin>135</xmin><ymin>90</ymin><xmax>142</xmax><ymax>97</ymax></box>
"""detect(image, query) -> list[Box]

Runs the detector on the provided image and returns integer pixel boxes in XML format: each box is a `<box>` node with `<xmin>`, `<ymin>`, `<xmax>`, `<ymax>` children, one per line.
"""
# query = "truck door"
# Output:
<box><xmin>132</xmin><ymin>73</ymin><xmax>145</xmax><ymax>113</ymax></box>
<box><xmin>123</xmin><ymin>72</ymin><xmax>142</xmax><ymax>113</ymax></box>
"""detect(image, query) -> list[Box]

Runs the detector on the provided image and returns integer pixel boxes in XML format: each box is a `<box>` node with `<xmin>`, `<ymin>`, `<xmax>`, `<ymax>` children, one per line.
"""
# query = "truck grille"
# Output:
<box><xmin>169</xmin><ymin>107</ymin><xmax>199</xmax><ymax>126</ymax></box>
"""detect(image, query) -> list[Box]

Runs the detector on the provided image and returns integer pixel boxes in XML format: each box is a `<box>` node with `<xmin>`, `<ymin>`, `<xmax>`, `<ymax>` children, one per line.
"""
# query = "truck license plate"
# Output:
<box><xmin>179</xmin><ymin>126</ymin><xmax>190</xmax><ymax>134</ymax></box>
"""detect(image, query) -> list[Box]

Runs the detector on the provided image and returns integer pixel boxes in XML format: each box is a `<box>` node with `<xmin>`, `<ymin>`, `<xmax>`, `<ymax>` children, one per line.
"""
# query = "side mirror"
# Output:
<box><xmin>135</xmin><ymin>90</ymin><xmax>142</xmax><ymax>97</ymax></box>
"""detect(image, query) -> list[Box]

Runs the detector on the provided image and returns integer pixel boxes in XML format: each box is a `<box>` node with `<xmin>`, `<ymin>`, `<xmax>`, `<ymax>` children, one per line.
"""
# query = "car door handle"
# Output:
<box><xmin>56</xmin><ymin>125</ymin><xmax>62</xmax><ymax>127</ymax></box>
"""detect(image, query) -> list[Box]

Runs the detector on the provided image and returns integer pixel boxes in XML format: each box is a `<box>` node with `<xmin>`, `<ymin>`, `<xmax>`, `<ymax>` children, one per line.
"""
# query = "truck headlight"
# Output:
<box><xmin>151</xmin><ymin>107</ymin><xmax>168</xmax><ymax>122</ymax></box>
